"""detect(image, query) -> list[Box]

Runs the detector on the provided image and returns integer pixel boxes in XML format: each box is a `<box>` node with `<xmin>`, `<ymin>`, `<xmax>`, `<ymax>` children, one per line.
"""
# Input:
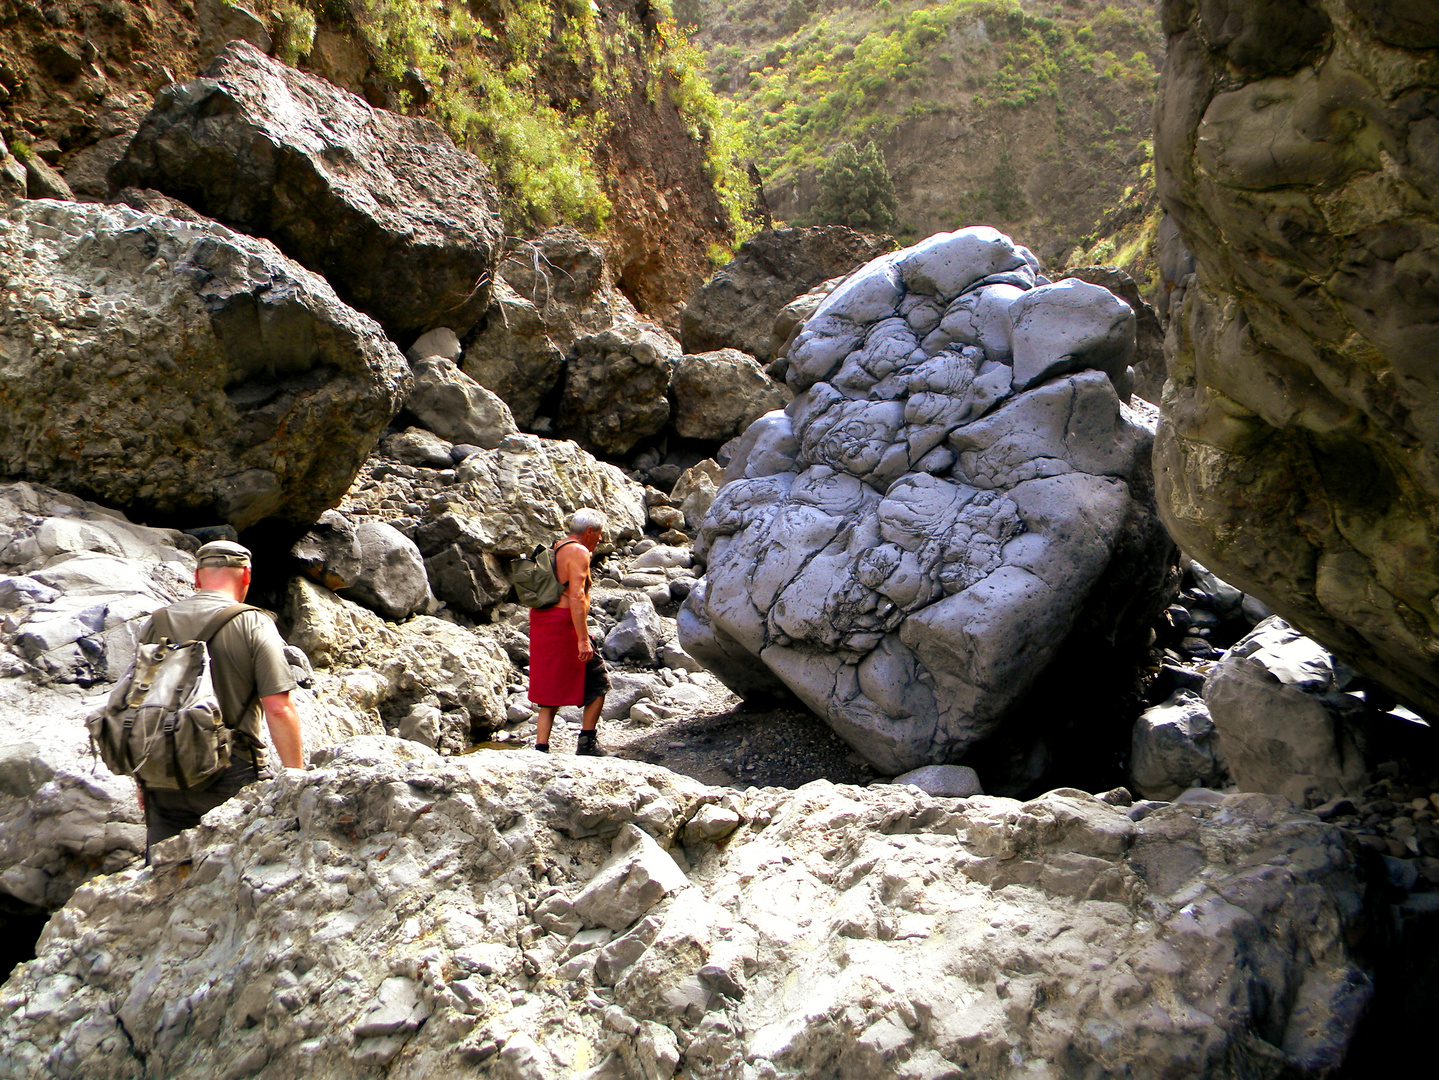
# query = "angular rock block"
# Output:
<box><xmin>1130</xmin><ymin>689</ymin><xmax>1227</xmax><ymax>801</ymax></box>
<box><xmin>558</xmin><ymin>318</ymin><xmax>680</xmax><ymax>457</ymax></box>
<box><xmin>112</xmin><ymin>41</ymin><xmax>503</xmax><ymax>340</ymax></box>
<box><xmin>0</xmin><ymin>200</ymin><xmax>409</xmax><ymax>528</ymax></box>
<box><xmin>680</xmin><ymin>227</ymin><xmax>1172</xmax><ymax>772</ymax></box>
<box><xmin>463</xmin><ymin>227</ymin><xmax>636</xmax><ymax>429</ymax></box>
<box><xmin>680</xmin><ymin>225</ymin><xmax>896</xmax><ymax>361</ymax></box>
<box><xmin>670</xmin><ymin>348</ymin><xmax>790</xmax><ymax>442</ymax></box>
<box><xmin>1154</xmin><ymin>0</ymin><xmax>1439</xmax><ymax>720</ymax></box>
<box><xmin>405</xmin><ymin>357</ymin><xmax>517</xmax><ymax>450</ymax></box>
<box><xmin>1204</xmin><ymin>617</ymin><xmax>1367</xmax><ymax>807</ymax></box>
<box><xmin>292</xmin><ymin>511</ymin><xmax>433</xmax><ymax>622</ymax></box>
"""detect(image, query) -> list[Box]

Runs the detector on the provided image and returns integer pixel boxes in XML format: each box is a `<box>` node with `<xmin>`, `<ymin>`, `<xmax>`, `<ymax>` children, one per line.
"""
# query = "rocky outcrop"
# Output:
<box><xmin>0</xmin><ymin>200</ymin><xmax>409</xmax><ymax>529</ymax></box>
<box><xmin>292</xmin><ymin>512</ymin><xmax>434</xmax><ymax>623</ymax></box>
<box><xmin>336</xmin><ymin>434</ymin><xmax>648</xmax><ymax>567</ymax></box>
<box><xmin>463</xmin><ymin>229</ymin><xmax>638</xmax><ymax>430</ymax></box>
<box><xmin>0</xmin><ymin>738</ymin><xmax>1373</xmax><ymax>1079</ymax></box>
<box><xmin>557</xmin><ymin>319</ymin><xmax>681</xmax><ymax>457</ymax></box>
<box><xmin>680</xmin><ymin>226</ymin><xmax>895</xmax><ymax>362</ymax></box>
<box><xmin>111</xmin><ymin>41</ymin><xmax>503</xmax><ymax>342</ymax></box>
<box><xmin>680</xmin><ymin>228</ymin><xmax>1173</xmax><ymax>773</ymax></box>
<box><xmin>285</xmin><ymin>579</ymin><xmax>514</xmax><ymax>754</ymax></box>
<box><xmin>1205</xmin><ymin>616</ymin><xmax>1367</xmax><ymax>808</ymax></box>
<box><xmin>1153</xmin><ymin>0</ymin><xmax>1439</xmax><ymax>720</ymax></box>
<box><xmin>670</xmin><ymin>349</ymin><xmax>791</xmax><ymax>442</ymax></box>
<box><xmin>0</xmin><ymin>483</ymin><xmax>193</xmax><ymax>909</ymax></box>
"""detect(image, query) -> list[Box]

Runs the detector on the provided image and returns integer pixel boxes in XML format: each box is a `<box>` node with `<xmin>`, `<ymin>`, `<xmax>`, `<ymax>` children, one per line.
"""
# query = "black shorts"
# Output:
<box><xmin>584</xmin><ymin>639</ymin><xmax>611</xmax><ymax>705</ymax></box>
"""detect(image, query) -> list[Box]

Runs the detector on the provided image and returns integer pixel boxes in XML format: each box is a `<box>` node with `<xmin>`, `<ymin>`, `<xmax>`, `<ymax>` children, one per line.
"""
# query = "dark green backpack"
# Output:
<box><xmin>510</xmin><ymin>539</ymin><xmax>581</xmax><ymax>608</ymax></box>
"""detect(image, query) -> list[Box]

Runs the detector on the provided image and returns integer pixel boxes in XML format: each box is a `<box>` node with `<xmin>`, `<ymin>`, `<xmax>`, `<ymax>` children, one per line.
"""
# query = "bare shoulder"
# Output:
<box><xmin>557</xmin><ymin>539</ymin><xmax>591</xmax><ymax>576</ymax></box>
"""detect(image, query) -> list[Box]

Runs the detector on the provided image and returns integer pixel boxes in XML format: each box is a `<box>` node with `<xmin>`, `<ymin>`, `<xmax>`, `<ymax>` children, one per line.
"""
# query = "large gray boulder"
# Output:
<box><xmin>1204</xmin><ymin>617</ymin><xmax>1367</xmax><ymax>807</ymax></box>
<box><xmin>1153</xmin><ymin>0</ymin><xmax>1439</xmax><ymax>721</ymax></box>
<box><xmin>0</xmin><ymin>739</ymin><xmax>1373</xmax><ymax>1078</ymax></box>
<box><xmin>292</xmin><ymin>511</ymin><xmax>434</xmax><ymax>622</ymax></box>
<box><xmin>440</xmin><ymin>434</ymin><xmax>647</xmax><ymax>556</ymax></box>
<box><xmin>680</xmin><ymin>227</ymin><xmax>1173</xmax><ymax>773</ymax></box>
<box><xmin>1130</xmin><ymin>689</ymin><xmax>1227</xmax><ymax>801</ymax></box>
<box><xmin>405</xmin><ymin>357</ymin><xmax>517</xmax><ymax>450</ymax></box>
<box><xmin>557</xmin><ymin>318</ymin><xmax>680</xmax><ymax>457</ymax></box>
<box><xmin>111</xmin><ymin>41</ymin><xmax>503</xmax><ymax>340</ymax></box>
<box><xmin>0</xmin><ymin>200</ymin><xmax>409</xmax><ymax>529</ymax></box>
<box><xmin>670</xmin><ymin>349</ymin><xmax>791</xmax><ymax>442</ymax></box>
<box><xmin>680</xmin><ymin>226</ymin><xmax>896</xmax><ymax>361</ymax></box>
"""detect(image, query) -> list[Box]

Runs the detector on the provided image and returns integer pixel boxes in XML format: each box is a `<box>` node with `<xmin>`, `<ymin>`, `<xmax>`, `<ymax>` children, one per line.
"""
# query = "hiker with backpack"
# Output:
<box><xmin>524</xmin><ymin>509</ymin><xmax>610</xmax><ymax>755</ymax></box>
<box><xmin>89</xmin><ymin>539</ymin><xmax>303</xmax><ymax>860</ymax></box>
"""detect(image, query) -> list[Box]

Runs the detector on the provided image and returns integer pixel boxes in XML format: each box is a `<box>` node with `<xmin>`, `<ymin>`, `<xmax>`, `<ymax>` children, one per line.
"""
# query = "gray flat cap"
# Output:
<box><xmin>195</xmin><ymin>539</ymin><xmax>252</xmax><ymax>568</ymax></box>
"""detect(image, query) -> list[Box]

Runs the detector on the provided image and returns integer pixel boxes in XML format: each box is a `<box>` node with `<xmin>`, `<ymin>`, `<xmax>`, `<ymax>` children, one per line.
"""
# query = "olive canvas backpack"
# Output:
<box><xmin>510</xmin><ymin>539</ymin><xmax>581</xmax><ymax>609</ymax></box>
<box><xmin>87</xmin><ymin>603</ymin><xmax>262</xmax><ymax>791</ymax></box>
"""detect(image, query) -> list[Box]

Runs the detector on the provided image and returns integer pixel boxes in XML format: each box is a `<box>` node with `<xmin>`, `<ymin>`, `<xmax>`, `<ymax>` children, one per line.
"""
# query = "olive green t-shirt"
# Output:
<box><xmin>141</xmin><ymin>591</ymin><xmax>298</xmax><ymax>757</ymax></box>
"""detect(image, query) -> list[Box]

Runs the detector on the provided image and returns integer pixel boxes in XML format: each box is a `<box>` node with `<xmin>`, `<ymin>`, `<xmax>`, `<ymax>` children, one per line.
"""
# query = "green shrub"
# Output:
<box><xmin>812</xmin><ymin>142</ymin><xmax>898</xmax><ymax>232</ymax></box>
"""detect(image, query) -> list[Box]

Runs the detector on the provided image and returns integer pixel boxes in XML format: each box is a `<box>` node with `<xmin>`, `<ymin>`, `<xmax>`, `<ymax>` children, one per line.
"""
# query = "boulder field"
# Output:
<box><xmin>1153</xmin><ymin>0</ymin><xmax>1439</xmax><ymax>720</ymax></box>
<box><xmin>0</xmin><ymin>738</ymin><xmax>1372</xmax><ymax>1080</ymax></box>
<box><xmin>680</xmin><ymin>227</ymin><xmax>1174</xmax><ymax>773</ymax></box>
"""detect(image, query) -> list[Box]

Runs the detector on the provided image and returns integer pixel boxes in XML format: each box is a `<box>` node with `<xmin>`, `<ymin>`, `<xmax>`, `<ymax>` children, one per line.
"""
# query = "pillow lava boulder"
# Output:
<box><xmin>679</xmin><ymin>227</ymin><xmax>1174</xmax><ymax>773</ymax></box>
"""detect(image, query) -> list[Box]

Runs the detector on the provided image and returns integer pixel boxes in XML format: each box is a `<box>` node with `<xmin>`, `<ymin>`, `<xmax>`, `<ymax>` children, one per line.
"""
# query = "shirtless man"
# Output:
<box><xmin>528</xmin><ymin>508</ymin><xmax>610</xmax><ymax>755</ymax></box>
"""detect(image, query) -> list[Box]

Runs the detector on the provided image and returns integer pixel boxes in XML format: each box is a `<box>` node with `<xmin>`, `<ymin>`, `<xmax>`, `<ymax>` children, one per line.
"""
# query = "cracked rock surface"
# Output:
<box><xmin>0</xmin><ymin>737</ymin><xmax>1371</xmax><ymax>1080</ymax></box>
<box><xmin>111</xmin><ymin>41</ymin><xmax>503</xmax><ymax>341</ymax></box>
<box><xmin>1153</xmin><ymin>0</ymin><xmax>1439</xmax><ymax>720</ymax></box>
<box><xmin>0</xmin><ymin>199</ymin><xmax>410</xmax><ymax>529</ymax></box>
<box><xmin>679</xmin><ymin>228</ymin><xmax>1173</xmax><ymax>773</ymax></box>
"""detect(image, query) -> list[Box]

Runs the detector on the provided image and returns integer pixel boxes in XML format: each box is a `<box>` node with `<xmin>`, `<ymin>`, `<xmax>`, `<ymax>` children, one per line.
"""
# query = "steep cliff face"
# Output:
<box><xmin>686</xmin><ymin>0</ymin><xmax>1162</xmax><ymax>281</ymax></box>
<box><xmin>0</xmin><ymin>1</ymin><xmax>201</xmax><ymax>163</ymax></box>
<box><xmin>0</xmin><ymin>0</ymin><xmax>739</xmax><ymax>327</ymax></box>
<box><xmin>1153</xmin><ymin>0</ymin><xmax>1439</xmax><ymax>718</ymax></box>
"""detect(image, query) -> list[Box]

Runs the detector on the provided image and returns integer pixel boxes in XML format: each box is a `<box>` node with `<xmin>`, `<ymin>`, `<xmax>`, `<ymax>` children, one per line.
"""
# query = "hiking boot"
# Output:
<box><xmin>576</xmin><ymin>731</ymin><xmax>606</xmax><ymax>757</ymax></box>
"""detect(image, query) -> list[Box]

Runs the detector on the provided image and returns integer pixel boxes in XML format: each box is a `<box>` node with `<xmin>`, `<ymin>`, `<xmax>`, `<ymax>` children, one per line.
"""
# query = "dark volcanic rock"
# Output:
<box><xmin>1154</xmin><ymin>0</ymin><xmax>1439</xmax><ymax>719</ymax></box>
<box><xmin>680</xmin><ymin>226</ymin><xmax>896</xmax><ymax>361</ymax></box>
<box><xmin>0</xmin><ymin>200</ymin><xmax>409</xmax><ymax>528</ymax></box>
<box><xmin>111</xmin><ymin>41</ymin><xmax>503</xmax><ymax>342</ymax></box>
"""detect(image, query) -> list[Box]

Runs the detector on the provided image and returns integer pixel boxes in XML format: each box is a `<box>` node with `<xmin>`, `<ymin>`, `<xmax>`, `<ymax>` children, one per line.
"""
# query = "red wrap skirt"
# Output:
<box><xmin>528</xmin><ymin>605</ymin><xmax>584</xmax><ymax>706</ymax></box>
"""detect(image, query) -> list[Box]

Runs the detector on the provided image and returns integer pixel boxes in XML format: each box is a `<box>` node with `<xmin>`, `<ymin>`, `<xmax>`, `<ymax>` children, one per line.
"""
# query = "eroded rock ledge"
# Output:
<box><xmin>0</xmin><ymin>738</ymin><xmax>1369</xmax><ymax>1079</ymax></box>
<box><xmin>1153</xmin><ymin>0</ymin><xmax>1439</xmax><ymax>718</ymax></box>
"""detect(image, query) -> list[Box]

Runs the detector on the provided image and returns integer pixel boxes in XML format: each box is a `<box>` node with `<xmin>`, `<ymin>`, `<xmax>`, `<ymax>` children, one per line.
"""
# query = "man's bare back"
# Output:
<box><xmin>555</xmin><ymin>533</ymin><xmax>594</xmax><ymax>660</ymax></box>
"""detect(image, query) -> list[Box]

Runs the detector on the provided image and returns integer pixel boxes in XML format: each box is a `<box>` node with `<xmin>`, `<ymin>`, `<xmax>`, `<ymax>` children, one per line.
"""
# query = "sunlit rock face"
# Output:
<box><xmin>0</xmin><ymin>740</ymin><xmax>1372</xmax><ymax>1080</ymax></box>
<box><xmin>1153</xmin><ymin>0</ymin><xmax>1439</xmax><ymax>720</ymax></box>
<box><xmin>679</xmin><ymin>228</ymin><xmax>1174</xmax><ymax>774</ymax></box>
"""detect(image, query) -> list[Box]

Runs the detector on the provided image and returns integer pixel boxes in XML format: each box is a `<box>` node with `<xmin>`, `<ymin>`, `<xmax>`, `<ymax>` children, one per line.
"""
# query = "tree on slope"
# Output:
<box><xmin>812</xmin><ymin>142</ymin><xmax>899</xmax><ymax>233</ymax></box>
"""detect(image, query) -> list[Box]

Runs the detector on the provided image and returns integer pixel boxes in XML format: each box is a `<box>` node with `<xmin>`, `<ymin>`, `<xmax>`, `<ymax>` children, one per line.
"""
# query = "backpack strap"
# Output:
<box><xmin>191</xmin><ymin>604</ymin><xmax>270</xmax><ymax>770</ymax></box>
<box><xmin>552</xmin><ymin>538</ymin><xmax>583</xmax><ymax>587</ymax></box>
<box><xmin>195</xmin><ymin>603</ymin><xmax>262</xmax><ymax>644</ymax></box>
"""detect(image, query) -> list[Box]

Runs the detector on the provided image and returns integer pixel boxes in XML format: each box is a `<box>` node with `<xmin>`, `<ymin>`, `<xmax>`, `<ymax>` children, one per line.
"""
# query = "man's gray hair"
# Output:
<box><xmin>570</xmin><ymin>508</ymin><xmax>607</xmax><ymax>536</ymax></box>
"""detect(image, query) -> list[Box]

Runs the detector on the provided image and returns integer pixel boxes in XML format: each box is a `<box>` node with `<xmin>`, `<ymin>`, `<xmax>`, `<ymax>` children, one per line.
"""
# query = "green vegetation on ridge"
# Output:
<box><xmin>684</xmin><ymin>0</ymin><xmax>1162</xmax><ymax>284</ymax></box>
<box><xmin>250</xmin><ymin>0</ymin><xmax>754</xmax><ymax>242</ymax></box>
